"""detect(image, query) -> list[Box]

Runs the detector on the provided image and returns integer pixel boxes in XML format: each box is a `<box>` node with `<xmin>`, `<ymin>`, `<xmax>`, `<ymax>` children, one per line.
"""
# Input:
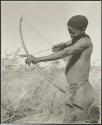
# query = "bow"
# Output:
<box><xmin>19</xmin><ymin>16</ymin><xmax>66</xmax><ymax>94</ymax></box>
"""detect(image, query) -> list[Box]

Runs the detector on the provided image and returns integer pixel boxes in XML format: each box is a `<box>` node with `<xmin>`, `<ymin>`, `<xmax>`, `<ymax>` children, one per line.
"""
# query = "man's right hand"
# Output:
<box><xmin>52</xmin><ymin>43</ymin><xmax>65</xmax><ymax>52</ymax></box>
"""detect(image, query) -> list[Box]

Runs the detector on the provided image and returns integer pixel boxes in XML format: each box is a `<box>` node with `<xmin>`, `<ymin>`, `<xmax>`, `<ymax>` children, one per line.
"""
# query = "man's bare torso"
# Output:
<box><xmin>65</xmin><ymin>37</ymin><xmax>93</xmax><ymax>84</ymax></box>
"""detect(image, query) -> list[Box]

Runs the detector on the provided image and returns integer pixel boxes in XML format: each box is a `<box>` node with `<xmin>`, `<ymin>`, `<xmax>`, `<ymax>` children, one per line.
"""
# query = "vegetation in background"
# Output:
<box><xmin>1</xmin><ymin>49</ymin><xmax>101</xmax><ymax>123</ymax></box>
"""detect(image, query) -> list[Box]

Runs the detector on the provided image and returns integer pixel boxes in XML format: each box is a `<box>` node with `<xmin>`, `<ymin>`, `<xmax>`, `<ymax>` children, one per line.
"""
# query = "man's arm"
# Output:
<box><xmin>35</xmin><ymin>38</ymin><xmax>90</xmax><ymax>63</ymax></box>
<box><xmin>52</xmin><ymin>40</ymin><xmax>72</xmax><ymax>52</ymax></box>
<box><xmin>64</xmin><ymin>39</ymin><xmax>72</xmax><ymax>47</ymax></box>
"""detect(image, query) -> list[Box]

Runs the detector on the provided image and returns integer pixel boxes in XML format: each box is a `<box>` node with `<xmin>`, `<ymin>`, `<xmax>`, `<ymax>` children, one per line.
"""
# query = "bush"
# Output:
<box><xmin>1</xmin><ymin>49</ymin><xmax>101</xmax><ymax>123</ymax></box>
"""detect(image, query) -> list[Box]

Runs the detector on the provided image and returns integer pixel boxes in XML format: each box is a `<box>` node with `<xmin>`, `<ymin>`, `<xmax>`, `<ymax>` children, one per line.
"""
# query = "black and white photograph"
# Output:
<box><xmin>1</xmin><ymin>1</ymin><xmax>101</xmax><ymax>124</ymax></box>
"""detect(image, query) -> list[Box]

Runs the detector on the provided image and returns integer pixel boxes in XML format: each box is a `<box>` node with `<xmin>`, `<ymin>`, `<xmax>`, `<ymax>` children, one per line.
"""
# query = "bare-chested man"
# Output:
<box><xmin>25</xmin><ymin>15</ymin><xmax>95</xmax><ymax>123</ymax></box>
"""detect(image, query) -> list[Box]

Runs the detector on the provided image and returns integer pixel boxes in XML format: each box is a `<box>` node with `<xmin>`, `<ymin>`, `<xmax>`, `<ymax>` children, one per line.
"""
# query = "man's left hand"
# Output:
<box><xmin>25</xmin><ymin>55</ymin><xmax>38</xmax><ymax>66</ymax></box>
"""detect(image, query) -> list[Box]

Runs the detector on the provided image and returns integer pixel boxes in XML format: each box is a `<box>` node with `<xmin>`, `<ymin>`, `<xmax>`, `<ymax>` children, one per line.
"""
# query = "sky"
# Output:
<box><xmin>1</xmin><ymin>1</ymin><xmax>101</xmax><ymax>66</ymax></box>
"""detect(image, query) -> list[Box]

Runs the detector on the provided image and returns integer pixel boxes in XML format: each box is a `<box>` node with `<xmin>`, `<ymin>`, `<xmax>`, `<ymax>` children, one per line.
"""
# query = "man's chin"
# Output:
<box><xmin>71</xmin><ymin>35</ymin><xmax>80</xmax><ymax>39</ymax></box>
<box><xmin>71</xmin><ymin>35</ymin><xmax>75</xmax><ymax>38</ymax></box>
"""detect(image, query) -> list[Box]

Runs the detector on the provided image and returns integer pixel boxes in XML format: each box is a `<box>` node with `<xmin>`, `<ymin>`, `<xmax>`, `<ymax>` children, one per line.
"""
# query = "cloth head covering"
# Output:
<box><xmin>67</xmin><ymin>15</ymin><xmax>88</xmax><ymax>30</ymax></box>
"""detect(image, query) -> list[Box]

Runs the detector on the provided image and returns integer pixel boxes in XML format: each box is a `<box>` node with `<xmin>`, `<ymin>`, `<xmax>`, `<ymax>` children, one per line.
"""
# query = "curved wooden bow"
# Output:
<box><xmin>19</xmin><ymin>16</ymin><xmax>66</xmax><ymax>94</ymax></box>
<box><xmin>20</xmin><ymin>16</ymin><xmax>29</xmax><ymax>56</ymax></box>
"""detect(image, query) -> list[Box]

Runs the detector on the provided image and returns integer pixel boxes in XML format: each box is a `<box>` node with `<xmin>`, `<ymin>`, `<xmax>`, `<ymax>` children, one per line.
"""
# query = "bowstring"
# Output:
<box><xmin>21</xmin><ymin>18</ymin><xmax>66</xmax><ymax>94</ymax></box>
<box><xmin>23</xmin><ymin>19</ymin><xmax>53</xmax><ymax>46</ymax></box>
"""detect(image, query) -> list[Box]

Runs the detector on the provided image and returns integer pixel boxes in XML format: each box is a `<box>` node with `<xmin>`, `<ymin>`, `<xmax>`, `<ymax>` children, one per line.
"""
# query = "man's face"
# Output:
<box><xmin>68</xmin><ymin>25</ymin><xmax>83</xmax><ymax>39</ymax></box>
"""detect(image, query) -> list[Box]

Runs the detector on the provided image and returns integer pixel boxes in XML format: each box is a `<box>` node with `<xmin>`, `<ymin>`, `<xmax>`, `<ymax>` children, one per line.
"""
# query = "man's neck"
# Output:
<box><xmin>72</xmin><ymin>32</ymin><xmax>89</xmax><ymax>44</ymax></box>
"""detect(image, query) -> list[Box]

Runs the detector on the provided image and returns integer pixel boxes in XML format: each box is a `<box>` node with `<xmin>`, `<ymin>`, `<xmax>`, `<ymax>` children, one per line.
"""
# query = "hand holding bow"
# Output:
<box><xmin>25</xmin><ymin>55</ymin><xmax>38</xmax><ymax>66</ymax></box>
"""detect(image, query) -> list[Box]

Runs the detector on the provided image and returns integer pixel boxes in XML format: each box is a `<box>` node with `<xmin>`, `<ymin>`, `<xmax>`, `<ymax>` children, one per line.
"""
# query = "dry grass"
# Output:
<box><xmin>1</xmin><ymin>52</ymin><xmax>101</xmax><ymax>123</ymax></box>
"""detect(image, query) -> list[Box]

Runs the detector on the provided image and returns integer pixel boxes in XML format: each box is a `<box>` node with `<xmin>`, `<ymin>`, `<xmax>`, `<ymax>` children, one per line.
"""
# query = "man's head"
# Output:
<box><xmin>67</xmin><ymin>15</ymin><xmax>88</xmax><ymax>38</ymax></box>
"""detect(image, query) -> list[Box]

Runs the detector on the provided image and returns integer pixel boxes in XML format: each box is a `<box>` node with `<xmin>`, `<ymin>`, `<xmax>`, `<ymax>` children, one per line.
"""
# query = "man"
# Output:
<box><xmin>25</xmin><ymin>15</ymin><xmax>95</xmax><ymax>123</ymax></box>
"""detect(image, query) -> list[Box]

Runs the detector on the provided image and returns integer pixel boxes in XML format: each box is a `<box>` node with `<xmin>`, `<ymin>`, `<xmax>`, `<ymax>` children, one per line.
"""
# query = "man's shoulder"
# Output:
<box><xmin>79</xmin><ymin>36</ymin><xmax>93</xmax><ymax>48</ymax></box>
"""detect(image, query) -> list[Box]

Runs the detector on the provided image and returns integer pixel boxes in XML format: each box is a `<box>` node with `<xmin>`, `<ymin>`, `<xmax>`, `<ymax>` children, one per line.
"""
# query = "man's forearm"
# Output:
<box><xmin>36</xmin><ymin>49</ymin><xmax>68</xmax><ymax>63</ymax></box>
<box><xmin>52</xmin><ymin>40</ymin><xmax>72</xmax><ymax>53</ymax></box>
<box><xmin>64</xmin><ymin>40</ymin><xmax>72</xmax><ymax>47</ymax></box>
